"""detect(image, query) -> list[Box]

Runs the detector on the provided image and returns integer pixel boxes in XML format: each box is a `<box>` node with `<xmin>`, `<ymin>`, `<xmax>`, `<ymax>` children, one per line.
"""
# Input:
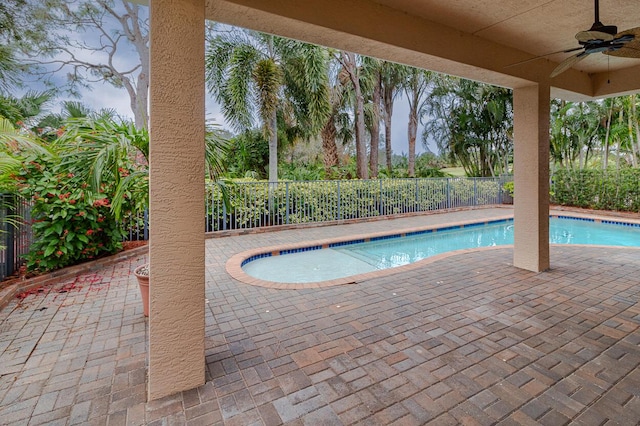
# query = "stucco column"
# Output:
<box><xmin>148</xmin><ymin>0</ymin><xmax>205</xmax><ymax>400</ymax></box>
<box><xmin>513</xmin><ymin>84</ymin><xmax>550</xmax><ymax>272</ymax></box>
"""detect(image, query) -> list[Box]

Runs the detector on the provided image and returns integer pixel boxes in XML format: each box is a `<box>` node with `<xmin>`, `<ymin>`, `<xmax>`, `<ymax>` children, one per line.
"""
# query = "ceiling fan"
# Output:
<box><xmin>550</xmin><ymin>0</ymin><xmax>640</xmax><ymax>78</ymax></box>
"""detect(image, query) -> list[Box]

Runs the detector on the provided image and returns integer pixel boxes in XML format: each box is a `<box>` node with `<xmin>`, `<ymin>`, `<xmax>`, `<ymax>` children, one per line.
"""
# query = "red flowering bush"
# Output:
<box><xmin>19</xmin><ymin>161</ymin><xmax>124</xmax><ymax>272</ymax></box>
<box><xmin>3</xmin><ymin>115</ymin><xmax>150</xmax><ymax>273</ymax></box>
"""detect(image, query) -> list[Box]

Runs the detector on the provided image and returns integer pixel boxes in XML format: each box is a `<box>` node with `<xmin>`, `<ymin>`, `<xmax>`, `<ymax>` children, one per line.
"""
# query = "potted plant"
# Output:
<box><xmin>133</xmin><ymin>264</ymin><xmax>150</xmax><ymax>316</ymax></box>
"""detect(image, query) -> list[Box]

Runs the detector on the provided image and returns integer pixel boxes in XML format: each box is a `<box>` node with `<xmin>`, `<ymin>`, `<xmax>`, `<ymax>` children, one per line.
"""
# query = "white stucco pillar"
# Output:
<box><xmin>148</xmin><ymin>0</ymin><xmax>205</xmax><ymax>400</ymax></box>
<box><xmin>513</xmin><ymin>84</ymin><xmax>550</xmax><ymax>272</ymax></box>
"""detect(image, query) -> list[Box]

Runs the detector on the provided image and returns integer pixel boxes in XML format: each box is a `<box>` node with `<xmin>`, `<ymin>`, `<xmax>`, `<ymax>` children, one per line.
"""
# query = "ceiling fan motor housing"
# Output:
<box><xmin>588</xmin><ymin>23</ymin><xmax>618</xmax><ymax>37</ymax></box>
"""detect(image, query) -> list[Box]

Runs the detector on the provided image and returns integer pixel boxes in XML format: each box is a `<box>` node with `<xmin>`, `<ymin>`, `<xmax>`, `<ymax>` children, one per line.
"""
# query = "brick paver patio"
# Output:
<box><xmin>1</xmin><ymin>208</ymin><xmax>640</xmax><ymax>425</ymax></box>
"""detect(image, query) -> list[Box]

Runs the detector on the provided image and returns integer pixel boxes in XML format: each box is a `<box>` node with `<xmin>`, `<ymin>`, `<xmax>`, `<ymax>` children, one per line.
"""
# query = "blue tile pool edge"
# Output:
<box><xmin>239</xmin><ymin>214</ymin><xmax>640</xmax><ymax>269</ymax></box>
<box><xmin>241</xmin><ymin>217</ymin><xmax>514</xmax><ymax>268</ymax></box>
<box><xmin>552</xmin><ymin>214</ymin><xmax>640</xmax><ymax>228</ymax></box>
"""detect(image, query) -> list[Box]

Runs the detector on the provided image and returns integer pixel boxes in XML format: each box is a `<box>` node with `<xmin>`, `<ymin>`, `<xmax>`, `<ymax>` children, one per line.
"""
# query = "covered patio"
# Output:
<box><xmin>1</xmin><ymin>209</ymin><xmax>640</xmax><ymax>424</ymax></box>
<box><xmin>148</xmin><ymin>0</ymin><xmax>640</xmax><ymax>400</ymax></box>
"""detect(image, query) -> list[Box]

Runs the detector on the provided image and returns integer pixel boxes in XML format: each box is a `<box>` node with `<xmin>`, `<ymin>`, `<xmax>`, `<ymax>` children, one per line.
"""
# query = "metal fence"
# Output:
<box><xmin>206</xmin><ymin>177</ymin><xmax>511</xmax><ymax>232</ymax></box>
<box><xmin>1</xmin><ymin>194</ymin><xmax>33</xmax><ymax>282</ymax></box>
<box><xmin>122</xmin><ymin>210</ymin><xmax>149</xmax><ymax>241</ymax></box>
<box><xmin>0</xmin><ymin>177</ymin><xmax>512</xmax><ymax>281</ymax></box>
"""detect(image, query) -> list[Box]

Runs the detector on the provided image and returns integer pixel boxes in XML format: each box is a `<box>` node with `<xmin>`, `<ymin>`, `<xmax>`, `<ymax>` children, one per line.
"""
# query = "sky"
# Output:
<box><xmin>30</xmin><ymin>1</ymin><xmax>433</xmax><ymax>155</ymax></box>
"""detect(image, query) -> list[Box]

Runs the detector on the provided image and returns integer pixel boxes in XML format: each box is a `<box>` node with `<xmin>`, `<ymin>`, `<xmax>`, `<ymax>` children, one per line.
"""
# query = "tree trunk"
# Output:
<box><xmin>321</xmin><ymin>115</ymin><xmax>339</xmax><ymax>177</ymax></box>
<box><xmin>407</xmin><ymin>108</ymin><xmax>417</xmax><ymax>177</ymax></box>
<box><xmin>134</xmin><ymin>75</ymin><xmax>149</xmax><ymax>130</ymax></box>
<box><xmin>628</xmin><ymin>102</ymin><xmax>638</xmax><ymax>168</ymax></box>
<box><xmin>115</xmin><ymin>1</ymin><xmax>149</xmax><ymax>129</ymax></box>
<box><xmin>369</xmin><ymin>73</ymin><xmax>381</xmax><ymax>178</ymax></box>
<box><xmin>354</xmin><ymin>92</ymin><xmax>368</xmax><ymax>179</ymax></box>
<box><xmin>341</xmin><ymin>52</ymin><xmax>368</xmax><ymax>179</ymax></box>
<box><xmin>632</xmin><ymin>95</ymin><xmax>640</xmax><ymax>167</ymax></box>
<box><xmin>384</xmin><ymin>90</ymin><xmax>393</xmax><ymax>177</ymax></box>
<box><xmin>603</xmin><ymin>101</ymin><xmax>613</xmax><ymax>169</ymax></box>
<box><xmin>268</xmin><ymin>109</ymin><xmax>278</xmax><ymax>182</ymax></box>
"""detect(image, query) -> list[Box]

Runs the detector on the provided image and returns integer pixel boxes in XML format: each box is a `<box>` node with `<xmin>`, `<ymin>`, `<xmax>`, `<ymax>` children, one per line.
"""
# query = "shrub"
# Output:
<box><xmin>18</xmin><ymin>161</ymin><xmax>123</xmax><ymax>272</ymax></box>
<box><xmin>206</xmin><ymin>177</ymin><xmax>503</xmax><ymax>230</ymax></box>
<box><xmin>503</xmin><ymin>181</ymin><xmax>514</xmax><ymax>196</ymax></box>
<box><xmin>551</xmin><ymin>169</ymin><xmax>640</xmax><ymax>212</ymax></box>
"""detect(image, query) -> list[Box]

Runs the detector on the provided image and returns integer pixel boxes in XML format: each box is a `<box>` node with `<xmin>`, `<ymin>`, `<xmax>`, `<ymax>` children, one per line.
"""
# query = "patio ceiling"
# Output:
<box><xmin>207</xmin><ymin>0</ymin><xmax>640</xmax><ymax>100</ymax></box>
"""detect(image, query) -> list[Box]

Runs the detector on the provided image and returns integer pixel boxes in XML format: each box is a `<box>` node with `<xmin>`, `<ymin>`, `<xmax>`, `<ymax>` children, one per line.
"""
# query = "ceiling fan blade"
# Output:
<box><xmin>551</xmin><ymin>52</ymin><xmax>589</xmax><ymax>78</ymax></box>
<box><xmin>613</xmin><ymin>27</ymin><xmax>640</xmax><ymax>39</ymax></box>
<box><xmin>604</xmin><ymin>45</ymin><xmax>640</xmax><ymax>58</ymax></box>
<box><xmin>576</xmin><ymin>30</ymin><xmax>614</xmax><ymax>43</ymax></box>
<box><xmin>604</xmin><ymin>27</ymin><xmax>640</xmax><ymax>58</ymax></box>
<box><xmin>504</xmin><ymin>47</ymin><xmax>584</xmax><ymax>69</ymax></box>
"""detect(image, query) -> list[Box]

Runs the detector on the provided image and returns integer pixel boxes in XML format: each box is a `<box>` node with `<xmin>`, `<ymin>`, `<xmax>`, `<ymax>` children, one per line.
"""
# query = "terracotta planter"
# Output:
<box><xmin>133</xmin><ymin>264</ymin><xmax>150</xmax><ymax>317</ymax></box>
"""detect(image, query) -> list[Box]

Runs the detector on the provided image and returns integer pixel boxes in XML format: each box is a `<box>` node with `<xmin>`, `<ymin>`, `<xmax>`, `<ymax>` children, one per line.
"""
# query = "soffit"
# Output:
<box><xmin>372</xmin><ymin>0</ymin><xmax>640</xmax><ymax>75</ymax></box>
<box><xmin>201</xmin><ymin>0</ymin><xmax>640</xmax><ymax>99</ymax></box>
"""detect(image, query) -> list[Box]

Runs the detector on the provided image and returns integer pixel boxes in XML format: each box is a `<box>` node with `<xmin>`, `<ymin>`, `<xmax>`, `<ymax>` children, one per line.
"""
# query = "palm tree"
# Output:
<box><xmin>361</xmin><ymin>57</ymin><xmax>382</xmax><ymax>178</ymax></box>
<box><xmin>36</xmin><ymin>101</ymin><xmax>101</xmax><ymax>142</ymax></box>
<box><xmin>425</xmin><ymin>77</ymin><xmax>512</xmax><ymax>177</ymax></box>
<box><xmin>336</xmin><ymin>51</ymin><xmax>368</xmax><ymax>179</ymax></box>
<box><xmin>55</xmin><ymin>114</ymin><xmax>148</xmax><ymax>217</ymax></box>
<box><xmin>622</xmin><ymin>95</ymin><xmax>639</xmax><ymax>168</ymax></box>
<box><xmin>0</xmin><ymin>117</ymin><xmax>52</xmax><ymax>192</ymax></box>
<box><xmin>205</xmin><ymin>26</ymin><xmax>329</xmax><ymax>182</ymax></box>
<box><xmin>550</xmin><ymin>100</ymin><xmax>602</xmax><ymax>170</ymax></box>
<box><xmin>0</xmin><ymin>117</ymin><xmax>50</xmax><ymax>154</ymax></box>
<box><xmin>320</xmin><ymin>57</ymin><xmax>353</xmax><ymax>177</ymax></box>
<box><xmin>630</xmin><ymin>95</ymin><xmax>640</xmax><ymax>167</ymax></box>
<box><xmin>598</xmin><ymin>97</ymin><xmax>633</xmax><ymax>170</ymax></box>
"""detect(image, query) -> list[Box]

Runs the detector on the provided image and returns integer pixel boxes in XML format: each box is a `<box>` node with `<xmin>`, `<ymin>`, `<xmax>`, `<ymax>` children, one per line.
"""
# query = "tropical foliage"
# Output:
<box><xmin>205</xmin><ymin>26</ymin><xmax>330</xmax><ymax>182</ymax></box>
<box><xmin>425</xmin><ymin>76</ymin><xmax>513</xmax><ymax>177</ymax></box>
<box><xmin>1</xmin><ymin>108</ymin><xmax>229</xmax><ymax>273</ymax></box>
<box><xmin>403</xmin><ymin>67</ymin><xmax>432</xmax><ymax>177</ymax></box>
<box><xmin>2</xmin><ymin>114</ymin><xmax>133</xmax><ymax>272</ymax></box>
<box><xmin>552</xmin><ymin>169</ymin><xmax>640</xmax><ymax>212</ymax></box>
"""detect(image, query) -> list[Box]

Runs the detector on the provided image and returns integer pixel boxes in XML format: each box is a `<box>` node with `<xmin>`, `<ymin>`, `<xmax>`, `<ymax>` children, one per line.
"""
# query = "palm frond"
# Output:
<box><xmin>253</xmin><ymin>58</ymin><xmax>282</xmax><ymax>133</ymax></box>
<box><xmin>56</xmin><ymin>116</ymin><xmax>145</xmax><ymax>193</ymax></box>
<box><xmin>0</xmin><ymin>117</ymin><xmax>51</xmax><ymax>156</ymax></box>
<box><xmin>205</xmin><ymin>122</ymin><xmax>230</xmax><ymax>180</ymax></box>
<box><xmin>111</xmin><ymin>168</ymin><xmax>148</xmax><ymax>220</ymax></box>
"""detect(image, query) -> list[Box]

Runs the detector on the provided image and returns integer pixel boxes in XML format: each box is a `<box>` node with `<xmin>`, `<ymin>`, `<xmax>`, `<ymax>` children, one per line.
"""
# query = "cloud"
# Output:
<box><xmin>70</xmin><ymin>83</ymin><xmax>132</xmax><ymax>117</ymax></box>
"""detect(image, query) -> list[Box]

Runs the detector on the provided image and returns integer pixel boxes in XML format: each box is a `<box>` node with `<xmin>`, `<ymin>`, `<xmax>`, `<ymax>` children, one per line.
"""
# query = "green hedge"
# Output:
<box><xmin>551</xmin><ymin>169</ymin><xmax>640</xmax><ymax>212</ymax></box>
<box><xmin>206</xmin><ymin>178</ymin><xmax>505</xmax><ymax>230</ymax></box>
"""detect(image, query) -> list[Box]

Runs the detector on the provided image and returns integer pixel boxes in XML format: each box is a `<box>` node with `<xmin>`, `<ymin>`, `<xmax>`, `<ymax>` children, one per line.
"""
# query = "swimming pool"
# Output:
<box><xmin>238</xmin><ymin>216</ymin><xmax>640</xmax><ymax>285</ymax></box>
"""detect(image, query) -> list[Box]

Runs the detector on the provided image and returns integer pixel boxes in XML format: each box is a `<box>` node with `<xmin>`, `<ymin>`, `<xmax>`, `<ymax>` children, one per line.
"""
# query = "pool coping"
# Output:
<box><xmin>226</xmin><ymin>210</ymin><xmax>640</xmax><ymax>289</ymax></box>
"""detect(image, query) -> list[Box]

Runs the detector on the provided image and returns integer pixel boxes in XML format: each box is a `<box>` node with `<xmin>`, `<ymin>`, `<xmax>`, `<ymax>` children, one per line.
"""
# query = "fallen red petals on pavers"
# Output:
<box><xmin>16</xmin><ymin>286</ymin><xmax>50</xmax><ymax>299</ymax></box>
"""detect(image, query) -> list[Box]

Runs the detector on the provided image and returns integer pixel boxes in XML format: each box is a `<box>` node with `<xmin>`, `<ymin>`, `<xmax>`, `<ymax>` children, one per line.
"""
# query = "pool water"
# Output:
<box><xmin>241</xmin><ymin>217</ymin><xmax>640</xmax><ymax>283</ymax></box>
